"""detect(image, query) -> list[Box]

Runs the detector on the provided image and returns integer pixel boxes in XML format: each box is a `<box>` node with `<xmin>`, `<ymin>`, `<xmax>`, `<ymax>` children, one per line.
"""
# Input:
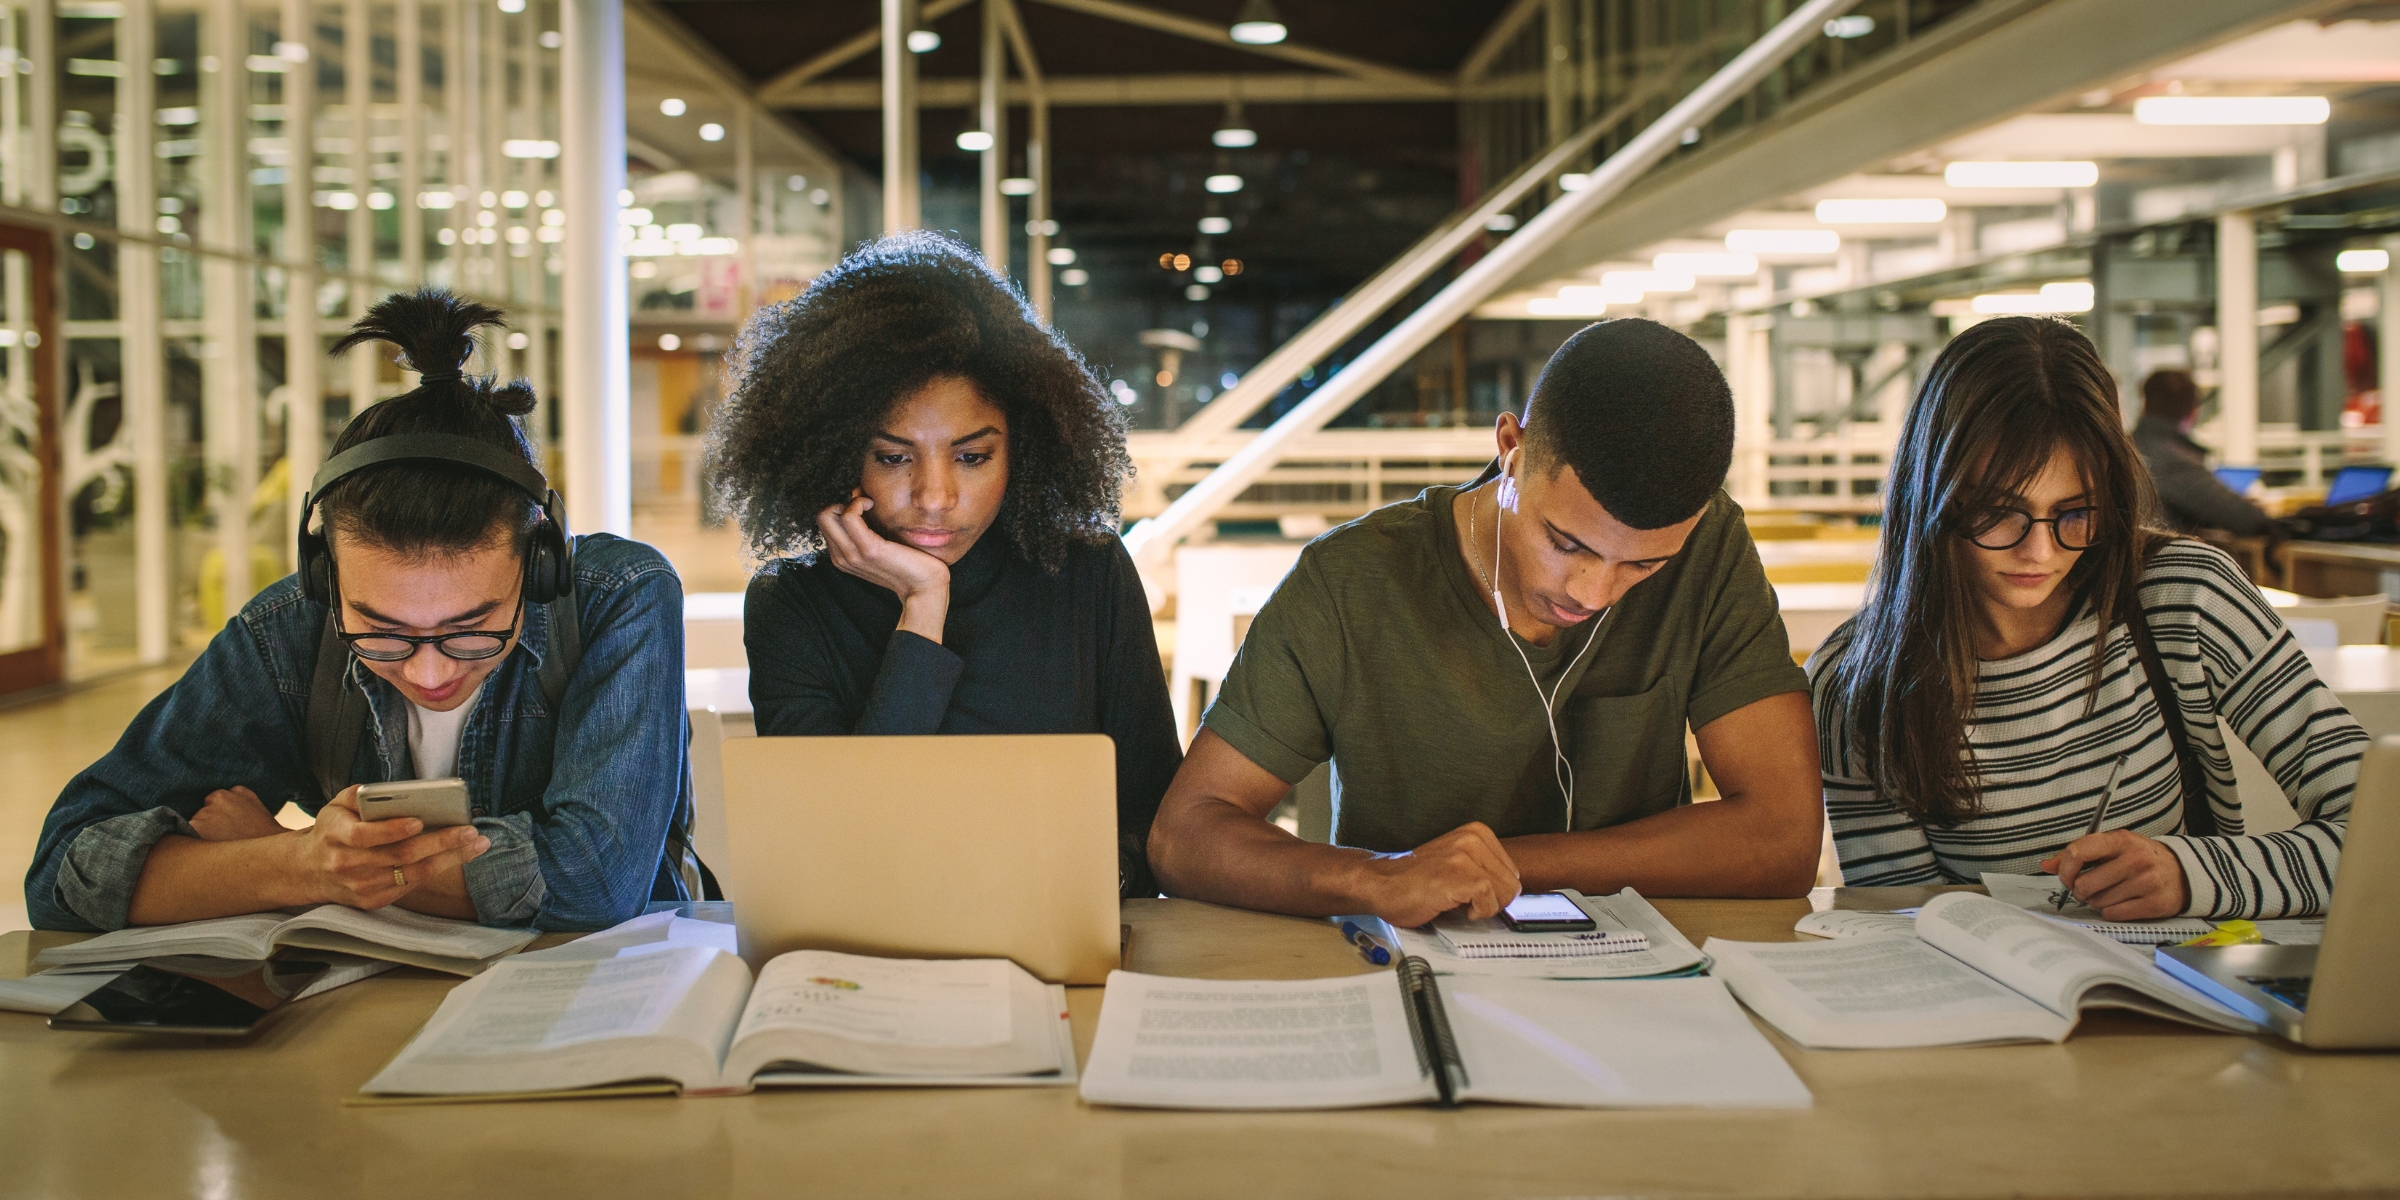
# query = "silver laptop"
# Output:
<box><xmin>2154</xmin><ymin>735</ymin><xmax>2400</xmax><ymax>1048</ymax></box>
<box><xmin>715</xmin><ymin>734</ymin><xmax>1123</xmax><ymax>985</ymax></box>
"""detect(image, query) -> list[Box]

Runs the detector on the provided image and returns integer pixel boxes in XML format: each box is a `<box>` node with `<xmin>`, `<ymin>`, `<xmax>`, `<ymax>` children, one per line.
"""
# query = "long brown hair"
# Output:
<box><xmin>1825</xmin><ymin>317</ymin><xmax>2168</xmax><ymax>826</ymax></box>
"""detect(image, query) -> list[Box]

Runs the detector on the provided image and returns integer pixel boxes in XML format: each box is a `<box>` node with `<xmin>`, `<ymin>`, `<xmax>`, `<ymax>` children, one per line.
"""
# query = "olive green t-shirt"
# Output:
<box><xmin>1202</xmin><ymin>484</ymin><xmax>1806</xmax><ymax>851</ymax></box>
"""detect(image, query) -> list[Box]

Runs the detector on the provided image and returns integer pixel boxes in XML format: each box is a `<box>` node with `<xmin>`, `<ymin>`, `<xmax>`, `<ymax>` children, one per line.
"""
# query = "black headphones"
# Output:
<box><xmin>297</xmin><ymin>432</ymin><xmax>575</xmax><ymax>607</ymax></box>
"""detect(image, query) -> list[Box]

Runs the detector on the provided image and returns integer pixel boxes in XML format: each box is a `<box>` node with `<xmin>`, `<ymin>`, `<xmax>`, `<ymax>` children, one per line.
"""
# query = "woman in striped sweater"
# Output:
<box><xmin>1807</xmin><ymin>316</ymin><xmax>2358</xmax><ymax>920</ymax></box>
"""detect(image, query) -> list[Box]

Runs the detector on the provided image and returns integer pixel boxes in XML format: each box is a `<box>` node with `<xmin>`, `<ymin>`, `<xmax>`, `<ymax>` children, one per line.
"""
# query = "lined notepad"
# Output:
<box><xmin>1432</xmin><ymin>918</ymin><xmax>1649</xmax><ymax>959</ymax></box>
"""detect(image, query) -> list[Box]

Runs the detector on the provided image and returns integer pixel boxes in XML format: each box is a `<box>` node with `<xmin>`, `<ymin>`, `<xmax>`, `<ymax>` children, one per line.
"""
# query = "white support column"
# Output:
<box><xmin>1726</xmin><ymin>312</ymin><xmax>1772</xmax><ymax>505</ymax></box>
<box><xmin>2217</xmin><ymin>211</ymin><xmax>2259</xmax><ymax>467</ymax></box>
<box><xmin>2382</xmin><ymin>234</ymin><xmax>2400</xmax><ymax>469</ymax></box>
<box><xmin>121</xmin><ymin>0</ymin><xmax>168</xmax><ymax>662</ymax></box>
<box><xmin>204</xmin><ymin>0</ymin><xmax>258</xmax><ymax>610</ymax></box>
<box><xmin>561</xmin><ymin>0</ymin><xmax>628</xmax><ymax>533</ymax></box>
<box><xmin>25</xmin><ymin>0</ymin><xmax>54</xmax><ymax>211</ymax></box>
<box><xmin>977</xmin><ymin>0</ymin><xmax>1004</xmax><ymax>270</ymax></box>
<box><xmin>880</xmin><ymin>0</ymin><xmax>919</xmax><ymax>231</ymax></box>
<box><xmin>1027</xmin><ymin>91</ymin><xmax>1049</xmax><ymax>320</ymax></box>
<box><xmin>345</xmin><ymin>0</ymin><xmax>375</xmax><ymax>412</ymax></box>
<box><xmin>283</xmin><ymin>0</ymin><xmax>320</xmax><ymax>553</ymax></box>
<box><xmin>398</xmin><ymin>0</ymin><xmax>424</xmax><ymax>284</ymax></box>
<box><xmin>734</xmin><ymin>95</ymin><xmax>754</xmax><ymax>313</ymax></box>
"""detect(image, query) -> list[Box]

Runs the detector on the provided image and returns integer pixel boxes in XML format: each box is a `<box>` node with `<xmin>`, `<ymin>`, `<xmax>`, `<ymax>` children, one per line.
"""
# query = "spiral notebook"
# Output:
<box><xmin>1977</xmin><ymin>873</ymin><xmax>2213</xmax><ymax>944</ymax></box>
<box><xmin>1431</xmin><ymin>911</ymin><xmax>1650</xmax><ymax>958</ymax></box>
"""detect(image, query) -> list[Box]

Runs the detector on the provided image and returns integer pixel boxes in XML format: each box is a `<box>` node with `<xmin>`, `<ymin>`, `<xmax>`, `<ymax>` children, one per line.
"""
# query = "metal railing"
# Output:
<box><xmin>1123</xmin><ymin>0</ymin><xmax>1996</xmax><ymax>572</ymax></box>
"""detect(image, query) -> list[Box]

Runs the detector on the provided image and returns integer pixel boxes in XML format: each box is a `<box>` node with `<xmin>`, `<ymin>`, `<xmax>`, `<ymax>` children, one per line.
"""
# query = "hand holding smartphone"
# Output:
<box><xmin>355</xmin><ymin>778</ymin><xmax>473</xmax><ymax>829</ymax></box>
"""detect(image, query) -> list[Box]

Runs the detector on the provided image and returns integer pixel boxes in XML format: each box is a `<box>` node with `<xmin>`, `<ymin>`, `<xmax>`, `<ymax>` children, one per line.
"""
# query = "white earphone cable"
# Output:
<box><xmin>1485</xmin><ymin>469</ymin><xmax>1610</xmax><ymax>833</ymax></box>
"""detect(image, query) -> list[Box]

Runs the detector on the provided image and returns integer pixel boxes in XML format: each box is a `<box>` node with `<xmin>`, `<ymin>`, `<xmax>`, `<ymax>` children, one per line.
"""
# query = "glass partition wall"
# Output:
<box><xmin>0</xmin><ymin>0</ymin><xmax>565</xmax><ymax>682</ymax></box>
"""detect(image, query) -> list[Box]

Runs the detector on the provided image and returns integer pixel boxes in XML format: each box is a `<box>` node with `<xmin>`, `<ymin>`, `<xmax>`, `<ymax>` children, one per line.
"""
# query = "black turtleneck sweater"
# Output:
<box><xmin>743</xmin><ymin>532</ymin><xmax>1181</xmax><ymax>896</ymax></box>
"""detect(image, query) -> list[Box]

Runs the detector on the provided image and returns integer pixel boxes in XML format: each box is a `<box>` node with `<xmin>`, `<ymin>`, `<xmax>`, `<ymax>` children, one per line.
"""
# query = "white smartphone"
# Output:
<box><xmin>355</xmin><ymin>778</ymin><xmax>474</xmax><ymax>828</ymax></box>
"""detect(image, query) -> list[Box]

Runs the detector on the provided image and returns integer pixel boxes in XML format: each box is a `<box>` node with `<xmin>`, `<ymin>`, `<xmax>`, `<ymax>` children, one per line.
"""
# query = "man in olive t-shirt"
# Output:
<box><xmin>1147</xmin><ymin>319</ymin><xmax>1823</xmax><ymax>927</ymax></box>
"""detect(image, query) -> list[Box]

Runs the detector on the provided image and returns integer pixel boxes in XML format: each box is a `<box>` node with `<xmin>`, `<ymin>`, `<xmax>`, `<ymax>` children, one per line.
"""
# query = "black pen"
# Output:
<box><xmin>2056</xmin><ymin>753</ymin><xmax>2127</xmax><ymax>912</ymax></box>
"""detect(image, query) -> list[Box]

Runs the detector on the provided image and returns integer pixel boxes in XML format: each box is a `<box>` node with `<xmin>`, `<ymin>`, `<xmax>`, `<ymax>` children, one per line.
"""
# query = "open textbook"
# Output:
<box><xmin>1707</xmin><ymin>892</ymin><xmax>2259</xmax><ymax>1049</ymax></box>
<box><xmin>359</xmin><ymin>912</ymin><xmax>1074</xmax><ymax>1100</ymax></box>
<box><xmin>35</xmin><ymin>905</ymin><xmax>537</xmax><ymax>976</ymax></box>
<box><xmin>1079</xmin><ymin>960</ymin><xmax>1809</xmax><ymax>1111</ymax></box>
<box><xmin>1392</xmin><ymin>889</ymin><xmax>1708</xmax><ymax>979</ymax></box>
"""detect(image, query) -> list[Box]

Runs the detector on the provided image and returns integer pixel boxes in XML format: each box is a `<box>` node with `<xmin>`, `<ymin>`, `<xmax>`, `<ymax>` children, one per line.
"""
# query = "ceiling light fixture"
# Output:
<box><xmin>1969</xmin><ymin>280</ymin><xmax>2094</xmax><ymax>315</ymax></box>
<box><xmin>659</xmin><ymin>97</ymin><xmax>685</xmax><ymax>116</ymax></box>
<box><xmin>905</xmin><ymin>29</ymin><xmax>941</xmax><ymax>53</ymax></box>
<box><xmin>1198</xmin><ymin>215</ymin><xmax>1231</xmax><ymax>235</ymax></box>
<box><xmin>2338</xmin><ymin>249</ymin><xmax>2390</xmax><ymax>273</ymax></box>
<box><xmin>999</xmin><ymin>177</ymin><xmax>1035</xmax><ymax>195</ymax></box>
<box><xmin>1652</xmin><ymin>252</ymin><xmax>1758</xmax><ymax>277</ymax></box>
<box><xmin>956</xmin><ymin>129</ymin><xmax>994</xmax><ymax>152</ymax></box>
<box><xmin>1047</xmin><ymin>247</ymin><xmax>1077</xmax><ymax>265</ymax></box>
<box><xmin>1944</xmin><ymin>161</ymin><xmax>2099</xmax><ymax>188</ymax></box>
<box><xmin>1822</xmin><ymin>14</ymin><xmax>1873</xmax><ymax>38</ymax></box>
<box><xmin>1228</xmin><ymin>0</ymin><xmax>1286</xmax><ymax>45</ymax></box>
<box><xmin>1725</xmin><ymin>228</ymin><xmax>1839</xmax><ymax>255</ymax></box>
<box><xmin>1213</xmin><ymin>100</ymin><xmax>1256</xmax><ymax>148</ymax></box>
<box><xmin>2133</xmin><ymin>95</ymin><xmax>2328</xmax><ymax>125</ymax></box>
<box><xmin>698</xmin><ymin>123</ymin><xmax>725</xmax><ymax>142</ymax></box>
<box><xmin>1204</xmin><ymin>174</ymin><xmax>1243</xmax><ymax>194</ymax></box>
<box><xmin>1061</xmin><ymin>268</ymin><xmax>1089</xmax><ymax>286</ymax></box>
<box><xmin>1814</xmin><ymin>197</ymin><xmax>1946</xmax><ymax>224</ymax></box>
<box><xmin>1601</xmin><ymin>270</ymin><xmax>1695</xmax><ymax>293</ymax></box>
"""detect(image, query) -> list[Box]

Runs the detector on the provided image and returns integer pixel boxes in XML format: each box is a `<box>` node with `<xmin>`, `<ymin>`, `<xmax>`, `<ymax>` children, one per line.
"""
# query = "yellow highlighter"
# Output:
<box><xmin>2176</xmin><ymin>919</ymin><xmax>2264</xmax><ymax>948</ymax></box>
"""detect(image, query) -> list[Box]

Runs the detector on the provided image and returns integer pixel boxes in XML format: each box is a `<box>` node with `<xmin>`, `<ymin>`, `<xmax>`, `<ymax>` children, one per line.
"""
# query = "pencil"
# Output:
<box><xmin>2056</xmin><ymin>753</ymin><xmax>2128</xmax><ymax>912</ymax></box>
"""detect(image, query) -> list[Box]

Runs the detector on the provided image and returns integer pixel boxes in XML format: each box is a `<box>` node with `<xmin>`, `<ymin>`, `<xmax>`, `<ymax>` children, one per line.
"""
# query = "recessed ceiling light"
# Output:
<box><xmin>906</xmin><ymin>29</ymin><xmax>940</xmax><ymax>53</ymax></box>
<box><xmin>1204</xmin><ymin>174</ymin><xmax>1243</xmax><ymax>194</ymax></box>
<box><xmin>956</xmin><ymin>130</ymin><xmax>994</xmax><ymax>152</ymax></box>
<box><xmin>1814</xmin><ymin>198</ymin><xmax>1945</xmax><ymax>224</ymax></box>
<box><xmin>1198</xmin><ymin>216</ymin><xmax>1231</xmax><ymax>235</ymax></box>
<box><xmin>2134</xmin><ymin>95</ymin><xmax>2327</xmax><ymax>125</ymax></box>
<box><xmin>659</xmin><ymin>97</ymin><xmax>685</xmax><ymax>116</ymax></box>
<box><xmin>698</xmin><ymin>123</ymin><xmax>724</xmax><ymax>142</ymax></box>
<box><xmin>1944</xmin><ymin>161</ymin><xmax>2098</xmax><ymax>188</ymax></box>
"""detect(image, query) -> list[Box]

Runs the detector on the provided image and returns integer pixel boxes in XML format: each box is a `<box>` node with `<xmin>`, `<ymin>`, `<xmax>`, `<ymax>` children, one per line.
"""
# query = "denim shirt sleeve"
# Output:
<box><xmin>25</xmin><ymin>584</ymin><xmax>318</xmax><ymax>931</ymax></box>
<box><xmin>458</xmin><ymin>546</ymin><xmax>688</xmax><ymax>931</ymax></box>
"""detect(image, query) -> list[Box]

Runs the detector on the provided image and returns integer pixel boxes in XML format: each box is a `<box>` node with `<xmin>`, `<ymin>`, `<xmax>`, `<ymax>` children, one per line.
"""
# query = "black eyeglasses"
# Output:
<box><xmin>1962</xmin><ymin>505</ymin><xmax>2099</xmax><ymax>551</ymax></box>
<box><xmin>333</xmin><ymin>571</ymin><xmax>523</xmax><ymax>662</ymax></box>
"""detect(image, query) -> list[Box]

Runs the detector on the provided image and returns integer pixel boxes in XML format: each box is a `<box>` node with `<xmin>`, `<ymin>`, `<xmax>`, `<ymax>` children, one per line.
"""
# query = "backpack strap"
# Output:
<box><xmin>2124</xmin><ymin>603</ymin><xmax>2222</xmax><ymax>838</ymax></box>
<box><xmin>305</xmin><ymin>611</ymin><xmax>370</xmax><ymax>802</ymax></box>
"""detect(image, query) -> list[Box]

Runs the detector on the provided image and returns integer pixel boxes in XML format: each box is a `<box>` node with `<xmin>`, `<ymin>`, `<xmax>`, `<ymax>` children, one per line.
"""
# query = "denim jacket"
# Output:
<box><xmin>25</xmin><ymin>533</ymin><xmax>693</xmax><ymax>932</ymax></box>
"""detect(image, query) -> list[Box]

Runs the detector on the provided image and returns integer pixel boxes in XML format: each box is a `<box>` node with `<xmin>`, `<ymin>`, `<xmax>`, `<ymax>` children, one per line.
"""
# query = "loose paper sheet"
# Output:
<box><xmin>1079</xmin><ymin>971</ymin><xmax>1432</xmax><ymax>1110</ymax></box>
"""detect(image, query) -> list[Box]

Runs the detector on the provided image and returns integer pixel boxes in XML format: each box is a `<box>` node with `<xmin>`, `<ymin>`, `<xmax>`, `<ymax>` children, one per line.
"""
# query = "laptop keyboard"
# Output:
<box><xmin>2241</xmin><ymin>976</ymin><xmax>2312</xmax><ymax>1012</ymax></box>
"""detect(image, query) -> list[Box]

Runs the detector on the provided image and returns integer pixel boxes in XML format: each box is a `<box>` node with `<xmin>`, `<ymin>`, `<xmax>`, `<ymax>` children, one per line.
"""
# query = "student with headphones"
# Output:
<box><xmin>1147</xmin><ymin>319</ymin><xmax>1825</xmax><ymax>926</ymax></box>
<box><xmin>24</xmin><ymin>290</ymin><xmax>696</xmax><ymax>931</ymax></box>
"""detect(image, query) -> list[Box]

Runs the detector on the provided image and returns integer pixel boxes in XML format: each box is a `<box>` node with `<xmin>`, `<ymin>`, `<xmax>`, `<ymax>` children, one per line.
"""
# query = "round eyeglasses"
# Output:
<box><xmin>1962</xmin><ymin>505</ymin><xmax>2098</xmax><ymax>551</ymax></box>
<box><xmin>334</xmin><ymin>581</ymin><xmax>522</xmax><ymax>661</ymax></box>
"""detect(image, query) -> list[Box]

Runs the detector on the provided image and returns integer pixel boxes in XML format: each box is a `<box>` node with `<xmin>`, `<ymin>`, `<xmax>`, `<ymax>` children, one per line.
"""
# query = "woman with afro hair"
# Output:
<box><xmin>708</xmin><ymin>232</ymin><xmax>1180</xmax><ymax>896</ymax></box>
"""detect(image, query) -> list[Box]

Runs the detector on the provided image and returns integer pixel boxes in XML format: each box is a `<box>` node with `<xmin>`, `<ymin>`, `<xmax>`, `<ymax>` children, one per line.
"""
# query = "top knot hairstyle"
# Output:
<box><xmin>705</xmin><ymin>231</ymin><xmax>1131</xmax><ymax>573</ymax></box>
<box><xmin>1521</xmin><ymin>318</ymin><xmax>1735</xmax><ymax>529</ymax></box>
<box><xmin>317</xmin><ymin>288</ymin><xmax>546</xmax><ymax>557</ymax></box>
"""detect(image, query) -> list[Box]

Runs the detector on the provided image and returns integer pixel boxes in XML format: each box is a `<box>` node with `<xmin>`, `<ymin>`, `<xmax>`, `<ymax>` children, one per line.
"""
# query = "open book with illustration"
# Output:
<box><xmin>36</xmin><ymin>905</ymin><xmax>538</xmax><ymax>976</ymax></box>
<box><xmin>1706</xmin><ymin>892</ymin><xmax>2259</xmax><ymax>1049</ymax></box>
<box><xmin>359</xmin><ymin>913</ymin><xmax>1074</xmax><ymax>1101</ymax></box>
<box><xmin>1078</xmin><ymin>960</ymin><xmax>1809</xmax><ymax>1111</ymax></box>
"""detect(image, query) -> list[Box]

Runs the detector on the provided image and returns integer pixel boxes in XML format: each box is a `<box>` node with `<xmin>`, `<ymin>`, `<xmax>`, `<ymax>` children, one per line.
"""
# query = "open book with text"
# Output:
<box><xmin>1079</xmin><ymin>960</ymin><xmax>1809</xmax><ymax>1111</ymax></box>
<box><xmin>358</xmin><ymin>913</ymin><xmax>1074</xmax><ymax>1101</ymax></box>
<box><xmin>35</xmin><ymin>905</ymin><xmax>537</xmax><ymax>976</ymax></box>
<box><xmin>1706</xmin><ymin>892</ymin><xmax>2259</xmax><ymax>1049</ymax></box>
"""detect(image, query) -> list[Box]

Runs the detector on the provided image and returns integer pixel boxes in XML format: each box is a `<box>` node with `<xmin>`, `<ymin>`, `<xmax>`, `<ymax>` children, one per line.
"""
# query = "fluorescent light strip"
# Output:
<box><xmin>1943</xmin><ymin>161</ymin><xmax>2097</xmax><ymax>188</ymax></box>
<box><xmin>2133</xmin><ymin>96</ymin><xmax>2328</xmax><ymax>126</ymax></box>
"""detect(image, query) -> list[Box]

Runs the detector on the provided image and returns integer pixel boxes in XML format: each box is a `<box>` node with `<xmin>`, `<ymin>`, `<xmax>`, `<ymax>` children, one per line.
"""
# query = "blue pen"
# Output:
<box><xmin>1339</xmin><ymin>919</ymin><xmax>1394</xmax><ymax>966</ymax></box>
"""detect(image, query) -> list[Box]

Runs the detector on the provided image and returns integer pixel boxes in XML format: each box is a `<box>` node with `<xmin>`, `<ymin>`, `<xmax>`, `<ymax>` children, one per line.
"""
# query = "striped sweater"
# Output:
<box><xmin>1806</xmin><ymin>540</ymin><xmax>2358</xmax><ymax>919</ymax></box>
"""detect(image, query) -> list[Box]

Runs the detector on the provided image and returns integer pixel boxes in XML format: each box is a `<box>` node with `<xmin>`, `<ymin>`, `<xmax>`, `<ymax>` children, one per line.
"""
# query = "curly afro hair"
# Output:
<box><xmin>705</xmin><ymin>231</ymin><xmax>1132</xmax><ymax>573</ymax></box>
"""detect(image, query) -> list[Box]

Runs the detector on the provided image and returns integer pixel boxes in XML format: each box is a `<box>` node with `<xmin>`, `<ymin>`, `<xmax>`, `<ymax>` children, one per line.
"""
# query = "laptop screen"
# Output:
<box><xmin>2214</xmin><ymin>466</ymin><xmax>2263</xmax><ymax>493</ymax></box>
<box><xmin>2325</xmin><ymin>465</ymin><xmax>2394</xmax><ymax>507</ymax></box>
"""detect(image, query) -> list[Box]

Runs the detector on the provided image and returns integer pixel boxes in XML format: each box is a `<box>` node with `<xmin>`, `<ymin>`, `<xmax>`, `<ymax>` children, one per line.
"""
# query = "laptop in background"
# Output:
<box><xmin>2323</xmin><ymin>464</ymin><xmax>2394</xmax><ymax>507</ymax></box>
<box><xmin>2213</xmin><ymin>466</ymin><xmax>2263</xmax><ymax>494</ymax></box>
<box><xmin>2156</xmin><ymin>734</ymin><xmax>2400</xmax><ymax>1048</ymax></box>
<box><xmin>717</xmin><ymin>734</ymin><xmax>1123</xmax><ymax>984</ymax></box>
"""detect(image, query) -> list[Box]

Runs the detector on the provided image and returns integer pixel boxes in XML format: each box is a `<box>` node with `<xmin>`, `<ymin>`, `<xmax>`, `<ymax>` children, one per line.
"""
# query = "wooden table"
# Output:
<box><xmin>4</xmin><ymin>891</ymin><xmax>2396</xmax><ymax>1199</ymax></box>
<box><xmin>2283</xmin><ymin>540</ymin><xmax>2400</xmax><ymax>599</ymax></box>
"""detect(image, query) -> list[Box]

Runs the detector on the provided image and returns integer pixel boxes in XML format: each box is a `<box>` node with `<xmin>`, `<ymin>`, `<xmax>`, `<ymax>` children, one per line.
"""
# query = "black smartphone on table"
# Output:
<box><xmin>48</xmin><ymin>955</ymin><xmax>333</xmax><ymax>1036</ymax></box>
<box><xmin>1502</xmin><ymin>892</ymin><xmax>1599</xmax><ymax>933</ymax></box>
